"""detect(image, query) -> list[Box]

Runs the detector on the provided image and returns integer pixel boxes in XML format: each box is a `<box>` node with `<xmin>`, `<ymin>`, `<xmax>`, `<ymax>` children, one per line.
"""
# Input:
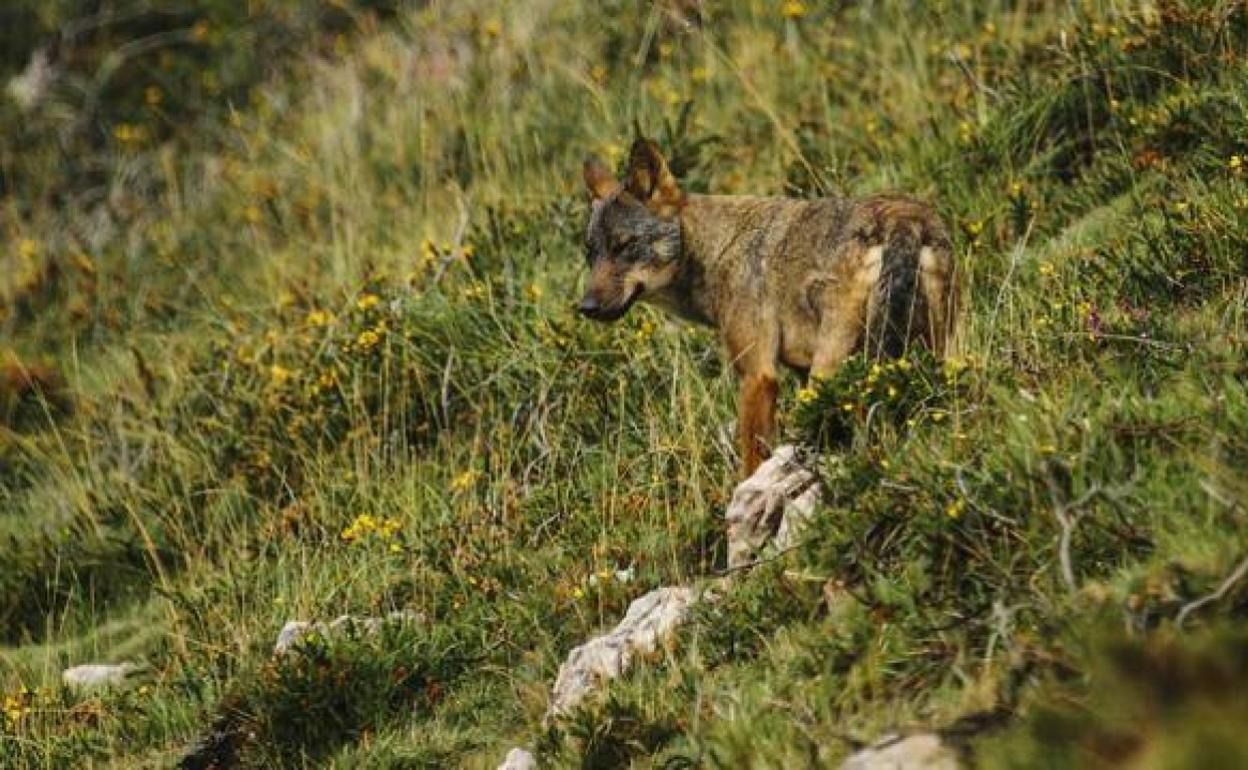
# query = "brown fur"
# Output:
<box><xmin>579</xmin><ymin>139</ymin><xmax>957</xmax><ymax>477</ymax></box>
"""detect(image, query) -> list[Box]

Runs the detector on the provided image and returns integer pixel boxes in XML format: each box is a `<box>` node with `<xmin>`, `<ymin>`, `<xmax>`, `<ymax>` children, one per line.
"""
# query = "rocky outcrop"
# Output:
<box><xmin>547</xmin><ymin>586</ymin><xmax>697</xmax><ymax>720</ymax></box>
<box><xmin>840</xmin><ymin>733</ymin><xmax>961</xmax><ymax>770</ymax></box>
<box><xmin>724</xmin><ymin>445</ymin><xmax>821</xmax><ymax>569</ymax></box>
<box><xmin>62</xmin><ymin>662</ymin><xmax>139</xmax><ymax>690</ymax></box>
<box><xmin>500</xmin><ymin>445</ymin><xmax>828</xmax><ymax>765</ymax></box>
<box><xmin>6</xmin><ymin>48</ymin><xmax>57</xmax><ymax>112</ymax></box>
<box><xmin>274</xmin><ymin>610</ymin><xmax>424</xmax><ymax>654</ymax></box>
<box><xmin>496</xmin><ymin>747</ymin><xmax>537</xmax><ymax>770</ymax></box>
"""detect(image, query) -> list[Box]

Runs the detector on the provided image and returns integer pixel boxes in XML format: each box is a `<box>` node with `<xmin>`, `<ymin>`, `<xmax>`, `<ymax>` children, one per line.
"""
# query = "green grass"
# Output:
<box><xmin>2</xmin><ymin>0</ymin><xmax>1247</xmax><ymax>767</ymax></box>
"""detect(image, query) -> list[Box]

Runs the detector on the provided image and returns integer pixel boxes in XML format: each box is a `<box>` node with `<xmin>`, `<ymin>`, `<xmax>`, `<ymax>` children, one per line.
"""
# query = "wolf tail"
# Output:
<box><xmin>865</xmin><ymin>225</ymin><xmax>927</xmax><ymax>359</ymax></box>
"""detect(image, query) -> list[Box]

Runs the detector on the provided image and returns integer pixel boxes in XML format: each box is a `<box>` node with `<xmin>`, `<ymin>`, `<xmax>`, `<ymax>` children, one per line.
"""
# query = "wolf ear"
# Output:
<box><xmin>583</xmin><ymin>155</ymin><xmax>619</xmax><ymax>200</ymax></box>
<box><xmin>625</xmin><ymin>138</ymin><xmax>684</xmax><ymax>217</ymax></box>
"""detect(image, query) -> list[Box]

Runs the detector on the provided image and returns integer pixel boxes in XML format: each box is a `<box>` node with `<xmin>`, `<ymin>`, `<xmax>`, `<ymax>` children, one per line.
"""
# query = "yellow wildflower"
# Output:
<box><xmin>419</xmin><ymin>238</ymin><xmax>438</xmax><ymax>264</ymax></box>
<box><xmin>356</xmin><ymin>329</ymin><xmax>381</xmax><ymax>350</ymax></box>
<box><xmin>781</xmin><ymin>0</ymin><xmax>807</xmax><ymax>18</ymax></box>
<box><xmin>3</xmin><ymin>688</ymin><xmax>31</xmax><ymax>724</ymax></box>
<box><xmin>341</xmin><ymin>513</ymin><xmax>383</xmax><ymax>543</ymax></box>
<box><xmin>356</xmin><ymin>293</ymin><xmax>381</xmax><ymax>311</ymax></box>
<box><xmin>17</xmin><ymin>238</ymin><xmax>38</xmax><ymax>260</ymax></box>
<box><xmin>796</xmin><ymin>387</ymin><xmax>818</xmax><ymax>405</ymax></box>
<box><xmin>946</xmin><ymin>498</ymin><xmax>966</xmax><ymax>519</ymax></box>
<box><xmin>269</xmin><ymin>365</ymin><xmax>294</xmax><ymax>385</ymax></box>
<box><xmin>306</xmin><ymin>309</ymin><xmax>332</xmax><ymax>327</ymax></box>
<box><xmin>113</xmin><ymin>123</ymin><xmax>147</xmax><ymax>145</ymax></box>
<box><xmin>450</xmin><ymin>469</ymin><xmax>480</xmax><ymax>492</ymax></box>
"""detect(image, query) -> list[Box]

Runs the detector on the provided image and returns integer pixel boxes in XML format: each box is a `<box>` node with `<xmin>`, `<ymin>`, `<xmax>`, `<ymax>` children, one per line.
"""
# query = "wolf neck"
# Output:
<box><xmin>645</xmin><ymin>193</ymin><xmax>780</xmax><ymax>327</ymax></box>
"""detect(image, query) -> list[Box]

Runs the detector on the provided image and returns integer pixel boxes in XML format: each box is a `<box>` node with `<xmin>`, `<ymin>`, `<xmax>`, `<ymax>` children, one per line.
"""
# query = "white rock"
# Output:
<box><xmin>496</xmin><ymin>747</ymin><xmax>537</xmax><ymax>770</ymax></box>
<box><xmin>62</xmin><ymin>662</ymin><xmax>138</xmax><ymax>690</ymax></box>
<box><xmin>273</xmin><ymin>610</ymin><xmax>424</xmax><ymax>654</ymax></box>
<box><xmin>547</xmin><ymin>586</ymin><xmax>696</xmax><ymax>720</ymax></box>
<box><xmin>724</xmin><ymin>445</ymin><xmax>821</xmax><ymax>569</ymax></box>
<box><xmin>274</xmin><ymin>620</ymin><xmax>314</xmax><ymax>654</ymax></box>
<box><xmin>6</xmin><ymin>49</ymin><xmax>57</xmax><ymax>112</ymax></box>
<box><xmin>841</xmin><ymin>733</ymin><xmax>960</xmax><ymax>770</ymax></box>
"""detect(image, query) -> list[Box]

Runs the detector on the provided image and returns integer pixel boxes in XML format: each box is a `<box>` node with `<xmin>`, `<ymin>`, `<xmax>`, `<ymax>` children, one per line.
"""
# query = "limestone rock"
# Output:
<box><xmin>62</xmin><ymin>662</ymin><xmax>138</xmax><ymax>690</ymax></box>
<box><xmin>547</xmin><ymin>586</ymin><xmax>696</xmax><ymax>720</ymax></box>
<box><xmin>6</xmin><ymin>49</ymin><xmax>57</xmax><ymax>112</ymax></box>
<box><xmin>274</xmin><ymin>620</ymin><xmax>315</xmax><ymax>654</ymax></box>
<box><xmin>496</xmin><ymin>747</ymin><xmax>537</xmax><ymax>770</ymax></box>
<box><xmin>273</xmin><ymin>610</ymin><xmax>423</xmax><ymax>654</ymax></box>
<box><xmin>841</xmin><ymin>733</ymin><xmax>960</xmax><ymax>770</ymax></box>
<box><xmin>724</xmin><ymin>445</ymin><xmax>821</xmax><ymax>569</ymax></box>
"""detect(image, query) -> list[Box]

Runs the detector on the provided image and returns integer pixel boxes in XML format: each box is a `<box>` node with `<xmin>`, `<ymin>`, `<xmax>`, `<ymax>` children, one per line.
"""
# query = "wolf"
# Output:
<box><xmin>577</xmin><ymin>138</ymin><xmax>957</xmax><ymax>476</ymax></box>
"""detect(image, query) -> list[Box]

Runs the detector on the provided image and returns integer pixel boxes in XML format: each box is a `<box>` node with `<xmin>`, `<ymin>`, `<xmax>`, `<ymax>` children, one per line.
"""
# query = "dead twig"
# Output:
<box><xmin>1175</xmin><ymin>553</ymin><xmax>1248</xmax><ymax>629</ymax></box>
<box><xmin>1043</xmin><ymin>474</ymin><xmax>1105</xmax><ymax>593</ymax></box>
<box><xmin>955</xmin><ymin>466</ymin><xmax>1019</xmax><ymax>526</ymax></box>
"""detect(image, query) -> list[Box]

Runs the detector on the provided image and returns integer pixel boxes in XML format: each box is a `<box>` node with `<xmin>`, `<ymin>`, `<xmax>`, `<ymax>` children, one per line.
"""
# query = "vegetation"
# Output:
<box><xmin>2</xmin><ymin>0</ymin><xmax>1246</xmax><ymax>767</ymax></box>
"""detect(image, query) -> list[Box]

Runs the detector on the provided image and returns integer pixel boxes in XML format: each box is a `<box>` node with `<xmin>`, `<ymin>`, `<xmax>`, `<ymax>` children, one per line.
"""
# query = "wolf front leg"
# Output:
<box><xmin>738</xmin><ymin>372</ymin><xmax>778</xmax><ymax>477</ymax></box>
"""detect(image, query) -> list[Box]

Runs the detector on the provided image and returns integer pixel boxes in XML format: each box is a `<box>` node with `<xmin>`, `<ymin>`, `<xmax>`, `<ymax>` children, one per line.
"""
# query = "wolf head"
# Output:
<box><xmin>578</xmin><ymin>138</ymin><xmax>684</xmax><ymax>322</ymax></box>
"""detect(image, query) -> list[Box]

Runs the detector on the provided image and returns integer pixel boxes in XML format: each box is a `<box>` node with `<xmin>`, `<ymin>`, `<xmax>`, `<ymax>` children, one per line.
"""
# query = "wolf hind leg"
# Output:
<box><xmin>919</xmin><ymin>245</ymin><xmax>956</xmax><ymax>357</ymax></box>
<box><xmin>809</xmin><ymin>308</ymin><xmax>862</xmax><ymax>381</ymax></box>
<box><xmin>810</xmin><ymin>246</ymin><xmax>878</xmax><ymax>379</ymax></box>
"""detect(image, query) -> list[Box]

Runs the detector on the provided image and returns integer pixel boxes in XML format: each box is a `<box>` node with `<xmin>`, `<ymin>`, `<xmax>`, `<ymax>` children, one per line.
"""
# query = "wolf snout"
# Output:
<box><xmin>577</xmin><ymin>295</ymin><xmax>603</xmax><ymax>319</ymax></box>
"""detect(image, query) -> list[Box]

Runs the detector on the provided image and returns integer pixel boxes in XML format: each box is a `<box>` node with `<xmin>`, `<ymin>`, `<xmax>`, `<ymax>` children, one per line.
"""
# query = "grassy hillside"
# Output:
<box><xmin>2</xmin><ymin>1</ymin><xmax>1247</xmax><ymax>767</ymax></box>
